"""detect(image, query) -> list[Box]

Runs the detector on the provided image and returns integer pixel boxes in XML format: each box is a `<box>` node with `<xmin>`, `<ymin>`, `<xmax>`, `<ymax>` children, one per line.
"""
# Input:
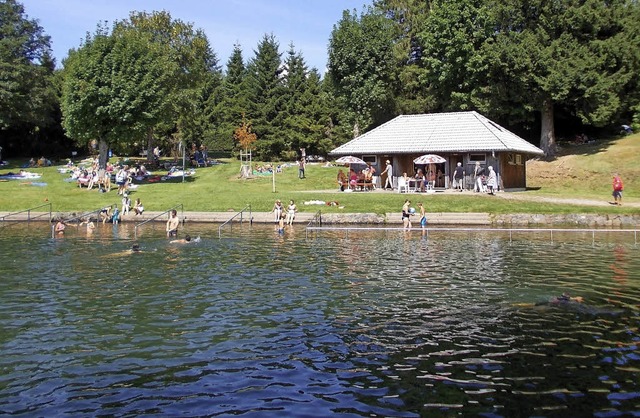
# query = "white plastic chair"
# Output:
<box><xmin>397</xmin><ymin>176</ymin><xmax>409</xmax><ymax>193</ymax></box>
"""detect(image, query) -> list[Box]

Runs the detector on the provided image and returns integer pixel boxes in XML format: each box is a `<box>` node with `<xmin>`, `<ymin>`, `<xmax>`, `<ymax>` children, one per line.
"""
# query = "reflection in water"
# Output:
<box><xmin>0</xmin><ymin>224</ymin><xmax>638</xmax><ymax>416</ymax></box>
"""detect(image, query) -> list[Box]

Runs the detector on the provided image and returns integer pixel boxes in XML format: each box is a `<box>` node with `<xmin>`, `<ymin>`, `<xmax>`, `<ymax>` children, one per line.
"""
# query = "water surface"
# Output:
<box><xmin>0</xmin><ymin>223</ymin><xmax>639</xmax><ymax>416</ymax></box>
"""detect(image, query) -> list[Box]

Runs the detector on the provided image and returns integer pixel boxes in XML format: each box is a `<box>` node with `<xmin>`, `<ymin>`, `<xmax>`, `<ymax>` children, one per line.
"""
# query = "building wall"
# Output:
<box><xmin>499</xmin><ymin>153</ymin><xmax>526</xmax><ymax>190</ymax></box>
<box><xmin>365</xmin><ymin>151</ymin><xmax>528</xmax><ymax>190</ymax></box>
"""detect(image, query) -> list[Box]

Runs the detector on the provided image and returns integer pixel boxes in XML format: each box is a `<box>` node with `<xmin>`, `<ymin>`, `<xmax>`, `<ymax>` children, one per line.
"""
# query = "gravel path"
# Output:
<box><xmin>495</xmin><ymin>192</ymin><xmax>640</xmax><ymax>208</ymax></box>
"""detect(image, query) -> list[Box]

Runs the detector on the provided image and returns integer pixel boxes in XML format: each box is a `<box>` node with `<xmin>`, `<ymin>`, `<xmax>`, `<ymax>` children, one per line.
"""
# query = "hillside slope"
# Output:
<box><xmin>525</xmin><ymin>134</ymin><xmax>639</xmax><ymax>202</ymax></box>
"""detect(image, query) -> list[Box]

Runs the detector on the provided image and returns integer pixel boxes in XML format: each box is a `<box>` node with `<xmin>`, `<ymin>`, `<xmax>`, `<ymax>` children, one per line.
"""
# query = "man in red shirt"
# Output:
<box><xmin>612</xmin><ymin>174</ymin><xmax>624</xmax><ymax>205</ymax></box>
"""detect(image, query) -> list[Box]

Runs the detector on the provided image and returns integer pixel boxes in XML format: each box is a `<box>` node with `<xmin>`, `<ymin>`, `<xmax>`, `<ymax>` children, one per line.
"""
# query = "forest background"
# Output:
<box><xmin>2</xmin><ymin>0</ymin><xmax>640</xmax><ymax>167</ymax></box>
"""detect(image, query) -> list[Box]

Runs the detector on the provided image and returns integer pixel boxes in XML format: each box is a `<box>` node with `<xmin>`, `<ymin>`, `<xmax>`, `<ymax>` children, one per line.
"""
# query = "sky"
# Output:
<box><xmin>20</xmin><ymin>0</ymin><xmax>370</xmax><ymax>72</ymax></box>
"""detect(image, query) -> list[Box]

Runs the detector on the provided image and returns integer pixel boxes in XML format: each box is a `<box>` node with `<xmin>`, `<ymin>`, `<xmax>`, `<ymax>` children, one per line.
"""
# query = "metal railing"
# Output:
<box><xmin>134</xmin><ymin>204</ymin><xmax>184</xmax><ymax>239</ymax></box>
<box><xmin>1</xmin><ymin>203</ymin><xmax>52</xmax><ymax>228</ymax></box>
<box><xmin>305</xmin><ymin>210</ymin><xmax>322</xmax><ymax>239</ymax></box>
<box><xmin>218</xmin><ymin>205</ymin><xmax>252</xmax><ymax>238</ymax></box>
<box><xmin>304</xmin><ymin>226</ymin><xmax>639</xmax><ymax>245</ymax></box>
<box><xmin>50</xmin><ymin>204</ymin><xmax>117</xmax><ymax>238</ymax></box>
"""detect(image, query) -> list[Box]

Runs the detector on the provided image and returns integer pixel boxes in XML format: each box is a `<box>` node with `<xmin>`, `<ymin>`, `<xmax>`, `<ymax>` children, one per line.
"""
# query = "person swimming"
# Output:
<box><xmin>170</xmin><ymin>234</ymin><xmax>193</xmax><ymax>244</ymax></box>
<box><xmin>548</xmin><ymin>293</ymin><xmax>584</xmax><ymax>304</ymax></box>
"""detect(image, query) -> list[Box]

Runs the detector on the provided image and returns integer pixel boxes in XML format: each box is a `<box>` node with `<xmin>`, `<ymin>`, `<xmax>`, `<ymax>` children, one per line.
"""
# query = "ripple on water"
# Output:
<box><xmin>0</xmin><ymin>225</ymin><xmax>638</xmax><ymax>416</ymax></box>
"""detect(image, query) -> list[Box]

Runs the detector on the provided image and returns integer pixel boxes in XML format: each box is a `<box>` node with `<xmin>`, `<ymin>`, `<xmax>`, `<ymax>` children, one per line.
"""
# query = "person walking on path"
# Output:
<box><xmin>612</xmin><ymin>173</ymin><xmax>624</xmax><ymax>205</ymax></box>
<box><xmin>453</xmin><ymin>162</ymin><xmax>465</xmax><ymax>191</ymax></box>
<box><xmin>487</xmin><ymin>166</ymin><xmax>497</xmax><ymax>195</ymax></box>
<box><xmin>474</xmin><ymin>162</ymin><xmax>486</xmax><ymax>193</ymax></box>
<box><xmin>381</xmin><ymin>160</ymin><xmax>393</xmax><ymax>190</ymax></box>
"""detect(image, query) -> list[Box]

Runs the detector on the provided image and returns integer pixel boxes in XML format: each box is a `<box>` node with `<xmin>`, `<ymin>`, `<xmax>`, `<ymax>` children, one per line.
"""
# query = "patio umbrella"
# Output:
<box><xmin>413</xmin><ymin>154</ymin><xmax>446</xmax><ymax>164</ymax></box>
<box><xmin>335</xmin><ymin>155</ymin><xmax>367</xmax><ymax>165</ymax></box>
<box><xmin>335</xmin><ymin>156</ymin><xmax>367</xmax><ymax>188</ymax></box>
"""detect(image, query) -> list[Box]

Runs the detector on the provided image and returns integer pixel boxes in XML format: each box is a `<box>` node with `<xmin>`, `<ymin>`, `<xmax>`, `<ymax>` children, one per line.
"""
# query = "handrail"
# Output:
<box><xmin>218</xmin><ymin>204</ymin><xmax>252</xmax><ymax>239</ymax></box>
<box><xmin>1</xmin><ymin>202</ymin><xmax>52</xmax><ymax>227</ymax></box>
<box><xmin>50</xmin><ymin>204</ymin><xmax>117</xmax><ymax>238</ymax></box>
<box><xmin>305</xmin><ymin>210</ymin><xmax>322</xmax><ymax>239</ymax></box>
<box><xmin>134</xmin><ymin>204</ymin><xmax>184</xmax><ymax>239</ymax></box>
<box><xmin>305</xmin><ymin>226</ymin><xmax>639</xmax><ymax>245</ymax></box>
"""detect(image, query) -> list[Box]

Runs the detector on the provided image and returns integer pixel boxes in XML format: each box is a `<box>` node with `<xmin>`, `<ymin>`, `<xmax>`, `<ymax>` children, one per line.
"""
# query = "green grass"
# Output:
<box><xmin>1</xmin><ymin>134</ymin><xmax>638</xmax><ymax>216</ymax></box>
<box><xmin>525</xmin><ymin>134</ymin><xmax>640</xmax><ymax>200</ymax></box>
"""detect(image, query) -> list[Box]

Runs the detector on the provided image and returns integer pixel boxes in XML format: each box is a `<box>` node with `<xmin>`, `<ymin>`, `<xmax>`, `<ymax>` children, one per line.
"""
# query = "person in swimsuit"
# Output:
<box><xmin>286</xmin><ymin>200</ymin><xmax>297</xmax><ymax>225</ymax></box>
<box><xmin>418</xmin><ymin>202</ymin><xmax>427</xmax><ymax>230</ymax></box>
<box><xmin>402</xmin><ymin>199</ymin><xmax>412</xmax><ymax>230</ymax></box>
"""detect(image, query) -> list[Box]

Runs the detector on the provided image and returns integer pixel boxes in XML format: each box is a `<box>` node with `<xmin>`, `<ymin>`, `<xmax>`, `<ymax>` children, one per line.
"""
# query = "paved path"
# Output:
<box><xmin>495</xmin><ymin>192</ymin><xmax>640</xmax><ymax>208</ymax></box>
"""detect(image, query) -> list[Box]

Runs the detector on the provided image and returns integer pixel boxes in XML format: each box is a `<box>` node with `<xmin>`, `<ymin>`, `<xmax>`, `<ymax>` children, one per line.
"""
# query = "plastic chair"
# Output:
<box><xmin>397</xmin><ymin>177</ymin><xmax>409</xmax><ymax>193</ymax></box>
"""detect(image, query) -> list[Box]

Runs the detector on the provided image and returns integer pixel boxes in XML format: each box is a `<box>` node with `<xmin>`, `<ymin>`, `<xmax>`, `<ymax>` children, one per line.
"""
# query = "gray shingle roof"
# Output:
<box><xmin>329</xmin><ymin>111</ymin><xmax>544</xmax><ymax>156</ymax></box>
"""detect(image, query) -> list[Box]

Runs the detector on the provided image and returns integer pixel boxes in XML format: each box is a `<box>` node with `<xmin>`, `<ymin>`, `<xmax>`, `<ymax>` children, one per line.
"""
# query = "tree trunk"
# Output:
<box><xmin>98</xmin><ymin>137</ymin><xmax>109</xmax><ymax>169</ymax></box>
<box><xmin>146</xmin><ymin>127</ymin><xmax>155</xmax><ymax>164</ymax></box>
<box><xmin>540</xmin><ymin>98</ymin><xmax>557</xmax><ymax>158</ymax></box>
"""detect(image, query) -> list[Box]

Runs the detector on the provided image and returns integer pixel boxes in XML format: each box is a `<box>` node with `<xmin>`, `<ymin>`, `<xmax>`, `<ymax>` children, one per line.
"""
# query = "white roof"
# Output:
<box><xmin>329</xmin><ymin>111</ymin><xmax>544</xmax><ymax>156</ymax></box>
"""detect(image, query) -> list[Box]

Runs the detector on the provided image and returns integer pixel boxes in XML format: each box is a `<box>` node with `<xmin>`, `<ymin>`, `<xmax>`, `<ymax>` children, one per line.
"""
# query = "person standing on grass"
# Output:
<box><xmin>298</xmin><ymin>158</ymin><xmax>305</xmax><ymax>179</ymax></box>
<box><xmin>612</xmin><ymin>173</ymin><xmax>624</xmax><ymax>205</ymax></box>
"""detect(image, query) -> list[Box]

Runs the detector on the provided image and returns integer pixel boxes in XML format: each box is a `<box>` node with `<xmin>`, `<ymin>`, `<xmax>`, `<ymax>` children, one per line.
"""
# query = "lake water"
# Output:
<box><xmin>0</xmin><ymin>223</ymin><xmax>639</xmax><ymax>417</ymax></box>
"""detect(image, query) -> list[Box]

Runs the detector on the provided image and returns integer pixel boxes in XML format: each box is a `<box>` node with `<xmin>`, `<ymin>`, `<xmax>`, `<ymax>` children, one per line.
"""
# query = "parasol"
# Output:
<box><xmin>335</xmin><ymin>155</ymin><xmax>367</xmax><ymax>165</ymax></box>
<box><xmin>413</xmin><ymin>154</ymin><xmax>446</xmax><ymax>164</ymax></box>
<box><xmin>335</xmin><ymin>156</ymin><xmax>367</xmax><ymax>190</ymax></box>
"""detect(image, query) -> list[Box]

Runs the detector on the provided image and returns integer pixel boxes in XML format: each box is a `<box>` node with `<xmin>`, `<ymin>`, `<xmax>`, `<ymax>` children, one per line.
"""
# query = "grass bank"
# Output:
<box><xmin>0</xmin><ymin>134</ymin><xmax>637</xmax><ymax>215</ymax></box>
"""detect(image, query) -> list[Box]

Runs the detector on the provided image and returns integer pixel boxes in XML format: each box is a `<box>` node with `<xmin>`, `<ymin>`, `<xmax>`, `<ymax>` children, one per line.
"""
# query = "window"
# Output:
<box><xmin>362</xmin><ymin>155</ymin><xmax>377</xmax><ymax>164</ymax></box>
<box><xmin>515</xmin><ymin>154</ymin><xmax>522</xmax><ymax>165</ymax></box>
<box><xmin>468</xmin><ymin>154</ymin><xmax>486</xmax><ymax>163</ymax></box>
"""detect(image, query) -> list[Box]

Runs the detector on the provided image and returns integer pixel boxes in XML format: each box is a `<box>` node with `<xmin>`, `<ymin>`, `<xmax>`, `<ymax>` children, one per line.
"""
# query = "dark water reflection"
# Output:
<box><xmin>0</xmin><ymin>223</ymin><xmax>639</xmax><ymax>416</ymax></box>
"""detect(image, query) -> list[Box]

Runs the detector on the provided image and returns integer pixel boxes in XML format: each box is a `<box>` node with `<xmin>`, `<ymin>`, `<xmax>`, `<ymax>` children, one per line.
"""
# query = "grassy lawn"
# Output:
<box><xmin>525</xmin><ymin>134</ymin><xmax>639</xmax><ymax>200</ymax></box>
<box><xmin>1</xmin><ymin>133</ymin><xmax>638</xmax><ymax>215</ymax></box>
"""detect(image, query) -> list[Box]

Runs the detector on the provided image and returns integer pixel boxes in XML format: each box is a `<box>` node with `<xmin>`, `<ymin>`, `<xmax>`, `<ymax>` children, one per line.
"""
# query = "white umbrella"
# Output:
<box><xmin>413</xmin><ymin>154</ymin><xmax>446</xmax><ymax>164</ymax></box>
<box><xmin>335</xmin><ymin>156</ymin><xmax>367</xmax><ymax>189</ymax></box>
<box><xmin>335</xmin><ymin>155</ymin><xmax>366</xmax><ymax>165</ymax></box>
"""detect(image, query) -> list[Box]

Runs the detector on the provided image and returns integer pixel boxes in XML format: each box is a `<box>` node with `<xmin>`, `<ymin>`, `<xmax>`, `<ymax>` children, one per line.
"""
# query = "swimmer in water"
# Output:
<box><xmin>544</xmin><ymin>293</ymin><xmax>584</xmax><ymax>305</ymax></box>
<box><xmin>170</xmin><ymin>234</ymin><xmax>192</xmax><ymax>244</ymax></box>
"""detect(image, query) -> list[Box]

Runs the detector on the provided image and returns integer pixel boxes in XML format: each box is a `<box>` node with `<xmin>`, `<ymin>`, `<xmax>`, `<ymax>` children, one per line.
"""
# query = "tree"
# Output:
<box><xmin>117</xmin><ymin>11</ymin><xmax>221</xmax><ymax>159</ymax></box>
<box><xmin>207</xmin><ymin>44</ymin><xmax>249</xmax><ymax>152</ymax></box>
<box><xmin>417</xmin><ymin>0</ymin><xmax>491</xmax><ymax>111</ymax></box>
<box><xmin>245</xmin><ymin>34</ymin><xmax>285</xmax><ymax>159</ymax></box>
<box><xmin>279</xmin><ymin>44</ymin><xmax>331</xmax><ymax>160</ymax></box>
<box><xmin>374</xmin><ymin>0</ymin><xmax>434</xmax><ymax>113</ymax></box>
<box><xmin>234</xmin><ymin>113</ymin><xmax>256</xmax><ymax>177</ymax></box>
<box><xmin>328</xmin><ymin>8</ymin><xmax>397</xmax><ymax>136</ymax></box>
<box><xmin>480</xmin><ymin>0</ymin><xmax>640</xmax><ymax>157</ymax></box>
<box><xmin>0</xmin><ymin>0</ymin><xmax>56</xmax><ymax>130</ymax></box>
<box><xmin>61</xmin><ymin>25</ymin><xmax>174</xmax><ymax>168</ymax></box>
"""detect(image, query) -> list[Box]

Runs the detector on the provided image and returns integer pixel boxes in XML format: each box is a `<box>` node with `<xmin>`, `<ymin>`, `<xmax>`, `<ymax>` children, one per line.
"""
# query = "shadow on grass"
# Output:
<box><xmin>553</xmin><ymin>136</ymin><xmax>625</xmax><ymax>159</ymax></box>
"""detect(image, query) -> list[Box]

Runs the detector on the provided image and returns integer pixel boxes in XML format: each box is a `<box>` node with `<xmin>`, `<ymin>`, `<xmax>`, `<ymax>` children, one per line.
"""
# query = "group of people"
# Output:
<box><xmin>272</xmin><ymin>199</ymin><xmax>297</xmax><ymax>233</ymax></box>
<box><xmin>337</xmin><ymin>165</ymin><xmax>377</xmax><ymax>192</ymax></box>
<box><xmin>472</xmin><ymin>162</ymin><xmax>498</xmax><ymax>195</ymax></box>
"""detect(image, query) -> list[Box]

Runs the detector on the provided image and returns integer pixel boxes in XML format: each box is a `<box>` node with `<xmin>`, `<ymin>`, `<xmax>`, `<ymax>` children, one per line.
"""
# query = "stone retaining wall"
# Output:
<box><xmin>2</xmin><ymin>211</ymin><xmax>638</xmax><ymax>227</ymax></box>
